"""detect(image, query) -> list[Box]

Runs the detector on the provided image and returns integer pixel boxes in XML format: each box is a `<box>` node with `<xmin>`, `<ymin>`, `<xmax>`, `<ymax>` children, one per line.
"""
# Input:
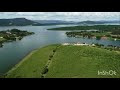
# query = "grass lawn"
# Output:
<box><xmin>5</xmin><ymin>44</ymin><xmax>120</xmax><ymax>78</ymax></box>
<box><xmin>46</xmin><ymin>45</ymin><xmax>120</xmax><ymax>78</ymax></box>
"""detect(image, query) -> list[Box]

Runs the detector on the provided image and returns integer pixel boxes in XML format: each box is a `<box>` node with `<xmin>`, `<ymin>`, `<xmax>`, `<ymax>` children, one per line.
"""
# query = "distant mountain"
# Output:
<box><xmin>0</xmin><ymin>18</ymin><xmax>119</xmax><ymax>26</ymax></box>
<box><xmin>78</xmin><ymin>20</ymin><xmax>105</xmax><ymax>24</ymax></box>
<box><xmin>0</xmin><ymin>18</ymin><xmax>77</xmax><ymax>26</ymax></box>
<box><xmin>78</xmin><ymin>20</ymin><xmax>120</xmax><ymax>24</ymax></box>
<box><xmin>33</xmin><ymin>20</ymin><xmax>77</xmax><ymax>25</ymax></box>
<box><xmin>0</xmin><ymin>18</ymin><xmax>42</xmax><ymax>26</ymax></box>
<box><xmin>97</xmin><ymin>20</ymin><xmax>120</xmax><ymax>23</ymax></box>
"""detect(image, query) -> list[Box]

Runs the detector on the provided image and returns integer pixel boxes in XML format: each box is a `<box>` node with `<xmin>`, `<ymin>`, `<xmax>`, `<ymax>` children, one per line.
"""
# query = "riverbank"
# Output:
<box><xmin>5</xmin><ymin>44</ymin><xmax>120</xmax><ymax>78</ymax></box>
<box><xmin>5</xmin><ymin>44</ymin><xmax>59</xmax><ymax>78</ymax></box>
<box><xmin>5</xmin><ymin>49</ymin><xmax>37</xmax><ymax>77</ymax></box>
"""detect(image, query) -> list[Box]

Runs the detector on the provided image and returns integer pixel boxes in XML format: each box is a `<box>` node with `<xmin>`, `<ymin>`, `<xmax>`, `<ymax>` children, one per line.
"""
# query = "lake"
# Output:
<box><xmin>0</xmin><ymin>25</ymin><xmax>120</xmax><ymax>74</ymax></box>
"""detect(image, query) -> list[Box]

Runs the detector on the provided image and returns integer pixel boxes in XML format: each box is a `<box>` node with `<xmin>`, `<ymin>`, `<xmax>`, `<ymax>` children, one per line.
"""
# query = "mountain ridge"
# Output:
<box><xmin>0</xmin><ymin>18</ymin><xmax>119</xmax><ymax>26</ymax></box>
<box><xmin>0</xmin><ymin>18</ymin><xmax>41</xmax><ymax>26</ymax></box>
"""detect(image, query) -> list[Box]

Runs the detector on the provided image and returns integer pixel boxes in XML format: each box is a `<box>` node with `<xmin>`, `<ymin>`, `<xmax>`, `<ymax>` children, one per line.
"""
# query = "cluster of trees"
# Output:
<box><xmin>94</xmin><ymin>43</ymin><xmax>120</xmax><ymax>51</ymax></box>
<box><xmin>4</xmin><ymin>35</ymin><xmax>16</xmax><ymax>41</ymax></box>
<box><xmin>41</xmin><ymin>46</ymin><xmax>59</xmax><ymax>78</ymax></box>
<box><xmin>66</xmin><ymin>29</ymin><xmax>120</xmax><ymax>40</ymax></box>
<box><xmin>112</xmin><ymin>30</ymin><xmax>120</xmax><ymax>35</ymax></box>
<box><xmin>66</xmin><ymin>31</ymin><xmax>99</xmax><ymax>39</ymax></box>
<box><xmin>0</xmin><ymin>29</ymin><xmax>34</xmax><ymax>48</ymax></box>
<box><xmin>105</xmin><ymin>45</ymin><xmax>120</xmax><ymax>51</ymax></box>
<box><xmin>51</xmin><ymin>25</ymin><xmax>120</xmax><ymax>40</ymax></box>
<box><xmin>0</xmin><ymin>29</ymin><xmax>34</xmax><ymax>41</ymax></box>
<box><xmin>94</xmin><ymin>43</ymin><xmax>104</xmax><ymax>47</ymax></box>
<box><xmin>96</xmin><ymin>36</ymin><xmax>102</xmax><ymax>40</ymax></box>
<box><xmin>9</xmin><ymin>29</ymin><xmax>34</xmax><ymax>36</ymax></box>
<box><xmin>66</xmin><ymin>31</ymin><xmax>93</xmax><ymax>37</ymax></box>
<box><xmin>111</xmin><ymin>35</ymin><xmax>120</xmax><ymax>39</ymax></box>
<box><xmin>41</xmin><ymin>66</ymin><xmax>49</xmax><ymax>78</ymax></box>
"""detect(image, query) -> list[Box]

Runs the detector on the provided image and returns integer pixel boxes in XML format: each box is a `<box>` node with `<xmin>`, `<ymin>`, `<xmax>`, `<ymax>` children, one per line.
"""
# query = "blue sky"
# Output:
<box><xmin>0</xmin><ymin>12</ymin><xmax>120</xmax><ymax>21</ymax></box>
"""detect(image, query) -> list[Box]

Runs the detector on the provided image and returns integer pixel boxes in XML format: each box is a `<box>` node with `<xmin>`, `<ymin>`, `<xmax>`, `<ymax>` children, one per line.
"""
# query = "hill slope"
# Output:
<box><xmin>78</xmin><ymin>20</ymin><xmax>120</xmax><ymax>24</ymax></box>
<box><xmin>0</xmin><ymin>18</ymin><xmax>41</xmax><ymax>26</ymax></box>
<box><xmin>5</xmin><ymin>44</ymin><xmax>120</xmax><ymax>78</ymax></box>
<box><xmin>33</xmin><ymin>20</ymin><xmax>77</xmax><ymax>25</ymax></box>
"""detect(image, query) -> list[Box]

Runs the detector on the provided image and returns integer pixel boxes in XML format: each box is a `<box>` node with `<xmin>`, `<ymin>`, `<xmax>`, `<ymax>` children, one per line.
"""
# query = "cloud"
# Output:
<box><xmin>0</xmin><ymin>12</ymin><xmax>119</xmax><ymax>21</ymax></box>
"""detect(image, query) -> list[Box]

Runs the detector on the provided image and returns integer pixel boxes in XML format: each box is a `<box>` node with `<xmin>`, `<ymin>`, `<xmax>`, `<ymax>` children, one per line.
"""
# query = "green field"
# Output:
<box><xmin>5</xmin><ymin>44</ymin><xmax>120</xmax><ymax>78</ymax></box>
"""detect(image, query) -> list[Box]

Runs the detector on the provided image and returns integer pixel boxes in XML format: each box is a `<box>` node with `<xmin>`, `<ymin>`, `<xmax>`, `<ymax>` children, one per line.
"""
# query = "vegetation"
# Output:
<box><xmin>41</xmin><ymin>66</ymin><xmax>49</xmax><ymax>75</ymax></box>
<box><xmin>94</xmin><ymin>43</ymin><xmax>120</xmax><ymax>52</ymax></box>
<box><xmin>48</xmin><ymin>25</ymin><xmax>120</xmax><ymax>40</ymax></box>
<box><xmin>65</xmin><ymin>29</ymin><xmax>120</xmax><ymax>41</ymax></box>
<box><xmin>48</xmin><ymin>25</ymin><xmax>120</xmax><ymax>31</ymax></box>
<box><xmin>0</xmin><ymin>29</ymin><xmax>34</xmax><ymax>47</ymax></box>
<box><xmin>5</xmin><ymin>44</ymin><xmax>120</xmax><ymax>78</ymax></box>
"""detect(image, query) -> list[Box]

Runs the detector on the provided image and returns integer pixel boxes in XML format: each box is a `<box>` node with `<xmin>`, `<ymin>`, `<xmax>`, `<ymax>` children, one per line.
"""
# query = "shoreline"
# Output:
<box><xmin>4</xmin><ymin>44</ymin><xmax>59</xmax><ymax>78</ymax></box>
<box><xmin>3</xmin><ymin>42</ymin><xmax>120</xmax><ymax>77</ymax></box>
<box><xmin>3</xmin><ymin>44</ymin><xmax>120</xmax><ymax>78</ymax></box>
<box><xmin>5</xmin><ymin>49</ymin><xmax>38</xmax><ymax>77</ymax></box>
<box><xmin>4</xmin><ymin>44</ymin><xmax>57</xmax><ymax>77</ymax></box>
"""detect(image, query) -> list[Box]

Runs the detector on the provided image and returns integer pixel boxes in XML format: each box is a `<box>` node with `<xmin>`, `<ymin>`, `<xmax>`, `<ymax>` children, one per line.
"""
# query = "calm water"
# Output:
<box><xmin>0</xmin><ymin>25</ymin><xmax>120</xmax><ymax>74</ymax></box>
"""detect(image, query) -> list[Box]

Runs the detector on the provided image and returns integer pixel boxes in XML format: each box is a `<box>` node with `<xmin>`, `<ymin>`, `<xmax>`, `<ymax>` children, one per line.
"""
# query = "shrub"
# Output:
<box><xmin>96</xmin><ymin>36</ymin><xmax>101</xmax><ymax>40</ymax></box>
<box><xmin>53</xmin><ymin>49</ymin><xmax>56</xmax><ymax>52</ymax></box>
<box><xmin>109</xmin><ymin>48</ymin><xmax>113</xmax><ymax>51</ymax></box>
<box><xmin>41</xmin><ymin>67</ymin><xmax>48</xmax><ymax>74</ymax></box>
<box><xmin>49</xmin><ymin>55</ymin><xmax>53</xmax><ymax>58</ymax></box>
<box><xmin>41</xmin><ymin>75</ymin><xmax>44</xmax><ymax>78</ymax></box>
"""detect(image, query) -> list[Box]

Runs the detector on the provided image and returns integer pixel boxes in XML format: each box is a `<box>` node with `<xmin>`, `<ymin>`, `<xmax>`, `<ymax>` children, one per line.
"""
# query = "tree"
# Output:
<box><xmin>49</xmin><ymin>55</ymin><xmax>53</xmax><ymax>58</ymax></box>
<box><xmin>53</xmin><ymin>49</ymin><xmax>56</xmax><ymax>52</ymax></box>
<box><xmin>96</xmin><ymin>36</ymin><xmax>101</xmax><ymax>40</ymax></box>
<box><xmin>41</xmin><ymin>67</ymin><xmax>48</xmax><ymax>74</ymax></box>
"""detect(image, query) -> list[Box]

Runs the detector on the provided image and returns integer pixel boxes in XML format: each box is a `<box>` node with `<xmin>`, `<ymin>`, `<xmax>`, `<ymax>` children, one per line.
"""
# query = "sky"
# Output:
<box><xmin>0</xmin><ymin>12</ymin><xmax>120</xmax><ymax>21</ymax></box>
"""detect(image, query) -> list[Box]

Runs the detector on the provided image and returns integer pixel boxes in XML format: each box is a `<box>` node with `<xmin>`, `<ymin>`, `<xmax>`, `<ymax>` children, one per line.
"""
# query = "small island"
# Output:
<box><xmin>0</xmin><ymin>29</ymin><xmax>34</xmax><ymax>47</ymax></box>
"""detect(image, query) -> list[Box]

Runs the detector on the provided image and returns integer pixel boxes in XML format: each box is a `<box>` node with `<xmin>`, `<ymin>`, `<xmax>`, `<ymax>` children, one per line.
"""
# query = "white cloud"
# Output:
<box><xmin>0</xmin><ymin>12</ymin><xmax>119</xmax><ymax>21</ymax></box>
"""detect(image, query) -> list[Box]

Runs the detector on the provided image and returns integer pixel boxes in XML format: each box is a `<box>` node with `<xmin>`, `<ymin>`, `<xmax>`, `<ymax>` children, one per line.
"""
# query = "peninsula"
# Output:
<box><xmin>0</xmin><ymin>29</ymin><xmax>34</xmax><ymax>47</ymax></box>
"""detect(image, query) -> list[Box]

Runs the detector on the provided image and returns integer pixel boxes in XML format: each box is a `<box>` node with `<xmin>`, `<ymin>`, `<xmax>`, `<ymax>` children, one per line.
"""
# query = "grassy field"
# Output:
<box><xmin>5</xmin><ymin>44</ymin><xmax>120</xmax><ymax>78</ymax></box>
<box><xmin>5</xmin><ymin>44</ymin><xmax>58</xmax><ymax>78</ymax></box>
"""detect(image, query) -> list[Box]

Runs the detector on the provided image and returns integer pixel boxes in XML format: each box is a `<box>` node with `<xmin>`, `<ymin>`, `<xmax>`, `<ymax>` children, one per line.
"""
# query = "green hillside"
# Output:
<box><xmin>5</xmin><ymin>44</ymin><xmax>120</xmax><ymax>78</ymax></box>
